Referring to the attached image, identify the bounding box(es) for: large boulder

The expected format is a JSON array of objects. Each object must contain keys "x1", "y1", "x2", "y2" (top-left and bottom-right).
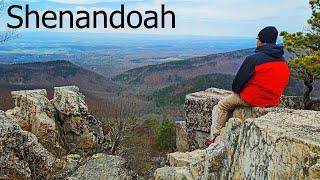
[
  {"x1": 1, "y1": 86, "x2": 133, "y2": 179},
  {"x1": 56, "y1": 153, "x2": 132, "y2": 180},
  {"x1": 154, "y1": 167, "x2": 193, "y2": 180},
  {"x1": 203, "y1": 142, "x2": 227, "y2": 180},
  {"x1": 6, "y1": 89, "x2": 66, "y2": 157},
  {"x1": 5, "y1": 86, "x2": 105, "y2": 156},
  {"x1": 225, "y1": 109, "x2": 320, "y2": 179},
  {"x1": 0, "y1": 110, "x2": 132, "y2": 180},
  {"x1": 52, "y1": 86, "x2": 88, "y2": 115},
  {"x1": 168, "y1": 150, "x2": 206, "y2": 179},
  {"x1": 51, "y1": 86, "x2": 104, "y2": 155},
  {"x1": 184, "y1": 88, "x2": 232, "y2": 149},
  {"x1": 155, "y1": 108, "x2": 320, "y2": 179},
  {"x1": 0, "y1": 111, "x2": 62, "y2": 179},
  {"x1": 183, "y1": 88, "x2": 315, "y2": 150},
  {"x1": 185, "y1": 88, "x2": 232, "y2": 133},
  {"x1": 156, "y1": 88, "x2": 320, "y2": 179}
]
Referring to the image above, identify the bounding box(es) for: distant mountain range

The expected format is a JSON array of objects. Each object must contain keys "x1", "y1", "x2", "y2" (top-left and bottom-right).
[
  {"x1": 113, "y1": 48, "x2": 318, "y2": 108},
  {"x1": 151, "y1": 73, "x2": 235, "y2": 107},
  {"x1": 0, "y1": 60, "x2": 120, "y2": 110},
  {"x1": 0, "y1": 60, "x2": 118, "y2": 91},
  {"x1": 113, "y1": 48, "x2": 254, "y2": 88},
  {"x1": 0, "y1": 49, "x2": 318, "y2": 119}
]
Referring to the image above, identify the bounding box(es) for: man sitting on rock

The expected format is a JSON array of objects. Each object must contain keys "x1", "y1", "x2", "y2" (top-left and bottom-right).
[{"x1": 206, "y1": 26, "x2": 290, "y2": 146}]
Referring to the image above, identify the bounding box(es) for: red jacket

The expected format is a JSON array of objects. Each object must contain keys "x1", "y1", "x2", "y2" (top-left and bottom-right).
[{"x1": 232, "y1": 44, "x2": 290, "y2": 107}]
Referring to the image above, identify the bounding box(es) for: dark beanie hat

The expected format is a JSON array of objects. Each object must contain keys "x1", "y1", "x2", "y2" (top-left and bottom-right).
[{"x1": 258, "y1": 26, "x2": 278, "y2": 44}]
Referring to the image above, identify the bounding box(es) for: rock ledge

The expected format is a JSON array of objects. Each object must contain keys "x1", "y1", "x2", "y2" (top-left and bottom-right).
[{"x1": 155, "y1": 88, "x2": 320, "y2": 180}]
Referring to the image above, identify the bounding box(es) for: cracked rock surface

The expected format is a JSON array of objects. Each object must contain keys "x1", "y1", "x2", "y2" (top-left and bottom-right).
[
  {"x1": 6, "y1": 86, "x2": 104, "y2": 156},
  {"x1": 157, "y1": 88, "x2": 320, "y2": 180},
  {"x1": 1, "y1": 86, "x2": 132, "y2": 180},
  {"x1": 0, "y1": 110, "x2": 61, "y2": 179}
]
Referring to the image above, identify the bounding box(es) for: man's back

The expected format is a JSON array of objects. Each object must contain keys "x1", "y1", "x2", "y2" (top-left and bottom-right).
[
  {"x1": 207, "y1": 26, "x2": 291, "y2": 146},
  {"x1": 232, "y1": 44, "x2": 290, "y2": 107}
]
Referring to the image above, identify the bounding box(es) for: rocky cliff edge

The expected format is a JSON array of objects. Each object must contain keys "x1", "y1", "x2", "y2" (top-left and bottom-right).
[
  {"x1": 0, "y1": 86, "x2": 132, "y2": 180},
  {"x1": 155, "y1": 88, "x2": 320, "y2": 180}
]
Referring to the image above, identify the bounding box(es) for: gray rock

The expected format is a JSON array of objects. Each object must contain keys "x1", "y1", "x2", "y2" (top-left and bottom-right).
[
  {"x1": 184, "y1": 88, "x2": 270, "y2": 150},
  {"x1": 155, "y1": 88, "x2": 320, "y2": 180},
  {"x1": 58, "y1": 153, "x2": 132, "y2": 180},
  {"x1": 184, "y1": 88, "x2": 232, "y2": 150},
  {"x1": 192, "y1": 130, "x2": 210, "y2": 150},
  {"x1": 279, "y1": 96, "x2": 305, "y2": 110},
  {"x1": 6, "y1": 89, "x2": 66, "y2": 157},
  {"x1": 279, "y1": 96, "x2": 320, "y2": 111},
  {"x1": 168, "y1": 150, "x2": 206, "y2": 168},
  {"x1": 185, "y1": 88, "x2": 232, "y2": 133},
  {"x1": 225, "y1": 109, "x2": 320, "y2": 179},
  {"x1": 232, "y1": 106, "x2": 273, "y2": 122},
  {"x1": 154, "y1": 167, "x2": 194, "y2": 180},
  {"x1": 0, "y1": 111, "x2": 62, "y2": 180},
  {"x1": 1, "y1": 86, "x2": 133, "y2": 180},
  {"x1": 203, "y1": 142, "x2": 227, "y2": 180},
  {"x1": 5, "y1": 86, "x2": 105, "y2": 156},
  {"x1": 52, "y1": 86, "x2": 104, "y2": 155},
  {"x1": 175, "y1": 121, "x2": 190, "y2": 152},
  {"x1": 52, "y1": 86, "x2": 88, "y2": 116},
  {"x1": 156, "y1": 108, "x2": 320, "y2": 179}
]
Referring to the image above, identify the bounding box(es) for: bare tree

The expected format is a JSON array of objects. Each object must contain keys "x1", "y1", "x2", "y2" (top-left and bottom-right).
[
  {"x1": 0, "y1": 0, "x2": 17, "y2": 43},
  {"x1": 105, "y1": 114, "x2": 137, "y2": 155},
  {"x1": 101, "y1": 96, "x2": 139, "y2": 155}
]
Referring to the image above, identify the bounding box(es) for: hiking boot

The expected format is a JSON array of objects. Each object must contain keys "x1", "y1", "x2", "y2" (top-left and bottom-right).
[{"x1": 204, "y1": 136, "x2": 218, "y2": 147}]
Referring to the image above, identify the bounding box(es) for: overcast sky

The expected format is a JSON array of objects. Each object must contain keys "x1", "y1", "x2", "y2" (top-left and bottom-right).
[{"x1": 4, "y1": 0, "x2": 312, "y2": 37}]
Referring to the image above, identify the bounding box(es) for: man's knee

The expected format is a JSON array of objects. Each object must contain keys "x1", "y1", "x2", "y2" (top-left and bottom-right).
[
  {"x1": 218, "y1": 94, "x2": 237, "y2": 111},
  {"x1": 217, "y1": 100, "x2": 226, "y2": 111}
]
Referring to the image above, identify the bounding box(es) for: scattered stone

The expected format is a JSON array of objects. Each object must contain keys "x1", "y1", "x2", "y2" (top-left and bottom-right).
[
  {"x1": 168, "y1": 150, "x2": 205, "y2": 167},
  {"x1": 59, "y1": 153, "x2": 132, "y2": 180},
  {"x1": 154, "y1": 167, "x2": 193, "y2": 180}
]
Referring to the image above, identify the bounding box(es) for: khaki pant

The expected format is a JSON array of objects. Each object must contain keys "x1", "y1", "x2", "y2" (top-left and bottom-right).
[{"x1": 210, "y1": 93, "x2": 250, "y2": 139}]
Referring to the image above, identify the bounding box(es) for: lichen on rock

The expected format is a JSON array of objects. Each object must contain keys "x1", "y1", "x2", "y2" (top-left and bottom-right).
[
  {"x1": 1, "y1": 86, "x2": 131, "y2": 179},
  {"x1": 52, "y1": 86, "x2": 88, "y2": 116},
  {"x1": 225, "y1": 109, "x2": 320, "y2": 179},
  {"x1": 5, "y1": 86, "x2": 105, "y2": 156},
  {"x1": 175, "y1": 121, "x2": 190, "y2": 152},
  {"x1": 56, "y1": 153, "x2": 132, "y2": 180},
  {"x1": 0, "y1": 110, "x2": 61, "y2": 179},
  {"x1": 6, "y1": 89, "x2": 66, "y2": 157},
  {"x1": 184, "y1": 88, "x2": 232, "y2": 150},
  {"x1": 157, "y1": 87, "x2": 320, "y2": 180},
  {"x1": 52, "y1": 86, "x2": 104, "y2": 155}
]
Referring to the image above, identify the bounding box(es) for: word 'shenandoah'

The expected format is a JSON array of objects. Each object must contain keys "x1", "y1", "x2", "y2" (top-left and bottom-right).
[{"x1": 7, "y1": 4, "x2": 176, "y2": 29}]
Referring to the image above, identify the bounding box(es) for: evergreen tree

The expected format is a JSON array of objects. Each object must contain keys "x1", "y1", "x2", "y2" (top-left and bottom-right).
[{"x1": 281, "y1": 0, "x2": 320, "y2": 109}]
